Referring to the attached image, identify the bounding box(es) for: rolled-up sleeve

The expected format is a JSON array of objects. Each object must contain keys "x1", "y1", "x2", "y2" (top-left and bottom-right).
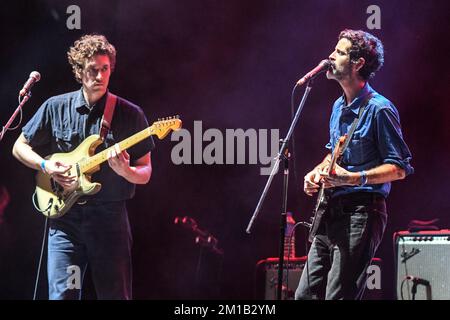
[{"x1": 376, "y1": 107, "x2": 414, "y2": 176}]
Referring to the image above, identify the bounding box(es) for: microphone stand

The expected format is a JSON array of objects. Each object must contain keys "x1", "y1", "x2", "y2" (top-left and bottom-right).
[
  {"x1": 0, "y1": 92, "x2": 32, "y2": 142},
  {"x1": 246, "y1": 79, "x2": 315, "y2": 300}
]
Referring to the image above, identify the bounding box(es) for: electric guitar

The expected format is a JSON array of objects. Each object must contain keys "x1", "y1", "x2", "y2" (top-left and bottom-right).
[
  {"x1": 308, "y1": 134, "x2": 347, "y2": 243},
  {"x1": 34, "y1": 117, "x2": 182, "y2": 218}
]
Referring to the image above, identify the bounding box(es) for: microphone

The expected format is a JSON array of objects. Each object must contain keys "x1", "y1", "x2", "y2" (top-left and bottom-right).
[
  {"x1": 296, "y1": 59, "x2": 331, "y2": 86},
  {"x1": 401, "y1": 247, "x2": 420, "y2": 263},
  {"x1": 19, "y1": 71, "x2": 41, "y2": 96},
  {"x1": 406, "y1": 275, "x2": 430, "y2": 286}
]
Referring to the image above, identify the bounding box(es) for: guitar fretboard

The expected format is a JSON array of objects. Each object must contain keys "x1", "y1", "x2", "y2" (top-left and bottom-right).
[{"x1": 79, "y1": 126, "x2": 154, "y2": 173}]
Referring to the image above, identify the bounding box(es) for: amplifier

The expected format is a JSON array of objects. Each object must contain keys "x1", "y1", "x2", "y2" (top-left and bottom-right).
[
  {"x1": 255, "y1": 257, "x2": 306, "y2": 300},
  {"x1": 394, "y1": 229, "x2": 450, "y2": 300},
  {"x1": 255, "y1": 256, "x2": 382, "y2": 300}
]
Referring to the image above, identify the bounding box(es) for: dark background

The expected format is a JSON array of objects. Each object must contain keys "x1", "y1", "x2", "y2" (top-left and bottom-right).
[{"x1": 0, "y1": 0, "x2": 449, "y2": 299}]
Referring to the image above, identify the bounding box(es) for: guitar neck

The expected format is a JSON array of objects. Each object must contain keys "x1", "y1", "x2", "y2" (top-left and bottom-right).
[
  {"x1": 80, "y1": 125, "x2": 153, "y2": 173},
  {"x1": 327, "y1": 134, "x2": 346, "y2": 175},
  {"x1": 327, "y1": 153, "x2": 339, "y2": 174}
]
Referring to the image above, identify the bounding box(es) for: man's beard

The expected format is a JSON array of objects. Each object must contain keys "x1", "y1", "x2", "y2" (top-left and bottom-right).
[{"x1": 326, "y1": 65, "x2": 351, "y2": 81}]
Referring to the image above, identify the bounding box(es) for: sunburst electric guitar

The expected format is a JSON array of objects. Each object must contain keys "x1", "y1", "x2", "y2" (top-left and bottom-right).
[
  {"x1": 34, "y1": 117, "x2": 182, "y2": 218},
  {"x1": 308, "y1": 134, "x2": 347, "y2": 243}
]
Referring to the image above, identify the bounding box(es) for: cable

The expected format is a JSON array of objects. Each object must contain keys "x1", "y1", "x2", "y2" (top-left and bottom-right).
[
  {"x1": 32, "y1": 190, "x2": 52, "y2": 214},
  {"x1": 33, "y1": 215, "x2": 49, "y2": 300},
  {"x1": 398, "y1": 236, "x2": 411, "y2": 300},
  {"x1": 284, "y1": 220, "x2": 310, "y2": 299},
  {"x1": 400, "y1": 277, "x2": 408, "y2": 300},
  {"x1": 0, "y1": 107, "x2": 22, "y2": 138},
  {"x1": 304, "y1": 225, "x2": 312, "y2": 299},
  {"x1": 0, "y1": 94, "x2": 25, "y2": 140}
]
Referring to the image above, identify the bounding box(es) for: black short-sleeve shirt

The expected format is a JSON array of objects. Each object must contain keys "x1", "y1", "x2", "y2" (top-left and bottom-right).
[{"x1": 22, "y1": 88, "x2": 155, "y2": 202}]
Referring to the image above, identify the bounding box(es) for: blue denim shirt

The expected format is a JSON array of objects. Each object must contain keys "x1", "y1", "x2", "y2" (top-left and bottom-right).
[
  {"x1": 22, "y1": 88, "x2": 155, "y2": 202},
  {"x1": 326, "y1": 83, "x2": 413, "y2": 198}
]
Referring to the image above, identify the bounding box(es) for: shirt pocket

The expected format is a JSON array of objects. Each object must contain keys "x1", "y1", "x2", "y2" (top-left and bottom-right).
[
  {"x1": 343, "y1": 137, "x2": 372, "y2": 166},
  {"x1": 53, "y1": 129, "x2": 80, "y2": 153}
]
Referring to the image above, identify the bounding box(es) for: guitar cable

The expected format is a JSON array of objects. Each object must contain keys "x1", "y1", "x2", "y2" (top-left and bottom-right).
[
  {"x1": 32, "y1": 190, "x2": 52, "y2": 213},
  {"x1": 33, "y1": 215, "x2": 49, "y2": 300},
  {"x1": 284, "y1": 220, "x2": 311, "y2": 299}
]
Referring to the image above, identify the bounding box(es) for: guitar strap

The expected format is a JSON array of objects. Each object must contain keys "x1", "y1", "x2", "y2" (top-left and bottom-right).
[
  {"x1": 100, "y1": 92, "x2": 117, "y2": 141},
  {"x1": 339, "y1": 93, "x2": 374, "y2": 156}
]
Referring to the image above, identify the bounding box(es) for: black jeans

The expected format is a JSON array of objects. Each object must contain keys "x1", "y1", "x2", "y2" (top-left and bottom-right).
[{"x1": 295, "y1": 192, "x2": 387, "y2": 300}]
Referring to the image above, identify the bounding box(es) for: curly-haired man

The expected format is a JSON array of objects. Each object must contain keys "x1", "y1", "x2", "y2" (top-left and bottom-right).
[
  {"x1": 13, "y1": 34, "x2": 154, "y2": 299},
  {"x1": 295, "y1": 30, "x2": 413, "y2": 300}
]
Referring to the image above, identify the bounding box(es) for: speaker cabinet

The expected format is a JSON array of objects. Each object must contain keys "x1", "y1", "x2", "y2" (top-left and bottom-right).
[
  {"x1": 395, "y1": 230, "x2": 450, "y2": 300},
  {"x1": 255, "y1": 257, "x2": 306, "y2": 300},
  {"x1": 256, "y1": 256, "x2": 382, "y2": 300}
]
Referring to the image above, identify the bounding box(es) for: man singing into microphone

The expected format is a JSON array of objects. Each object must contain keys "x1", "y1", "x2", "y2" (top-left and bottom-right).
[
  {"x1": 12, "y1": 34, "x2": 154, "y2": 299},
  {"x1": 295, "y1": 29, "x2": 413, "y2": 300}
]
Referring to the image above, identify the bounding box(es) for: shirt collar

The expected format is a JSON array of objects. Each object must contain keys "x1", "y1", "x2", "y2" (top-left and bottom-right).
[
  {"x1": 340, "y1": 82, "x2": 373, "y2": 115},
  {"x1": 75, "y1": 87, "x2": 109, "y2": 115}
]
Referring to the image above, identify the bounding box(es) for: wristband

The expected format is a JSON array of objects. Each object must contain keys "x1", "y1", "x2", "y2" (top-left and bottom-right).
[
  {"x1": 359, "y1": 170, "x2": 368, "y2": 186},
  {"x1": 40, "y1": 160, "x2": 47, "y2": 173}
]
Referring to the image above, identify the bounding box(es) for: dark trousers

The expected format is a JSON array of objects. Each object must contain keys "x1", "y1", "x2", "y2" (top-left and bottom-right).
[
  {"x1": 47, "y1": 201, "x2": 132, "y2": 300},
  {"x1": 295, "y1": 192, "x2": 387, "y2": 300}
]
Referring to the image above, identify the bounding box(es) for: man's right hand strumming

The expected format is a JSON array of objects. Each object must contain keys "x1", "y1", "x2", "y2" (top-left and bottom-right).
[
  {"x1": 13, "y1": 133, "x2": 78, "y2": 190},
  {"x1": 304, "y1": 154, "x2": 332, "y2": 196},
  {"x1": 304, "y1": 168, "x2": 322, "y2": 196},
  {"x1": 43, "y1": 160, "x2": 77, "y2": 190}
]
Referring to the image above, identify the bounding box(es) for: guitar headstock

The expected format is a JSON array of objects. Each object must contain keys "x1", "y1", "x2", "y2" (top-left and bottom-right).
[{"x1": 151, "y1": 116, "x2": 182, "y2": 139}]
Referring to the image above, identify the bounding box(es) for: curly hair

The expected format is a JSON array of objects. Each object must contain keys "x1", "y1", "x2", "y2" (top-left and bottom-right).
[
  {"x1": 67, "y1": 34, "x2": 116, "y2": 83},
  {"x1": 339, "y1": 29, "x2": 384, "y2": 80}
]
